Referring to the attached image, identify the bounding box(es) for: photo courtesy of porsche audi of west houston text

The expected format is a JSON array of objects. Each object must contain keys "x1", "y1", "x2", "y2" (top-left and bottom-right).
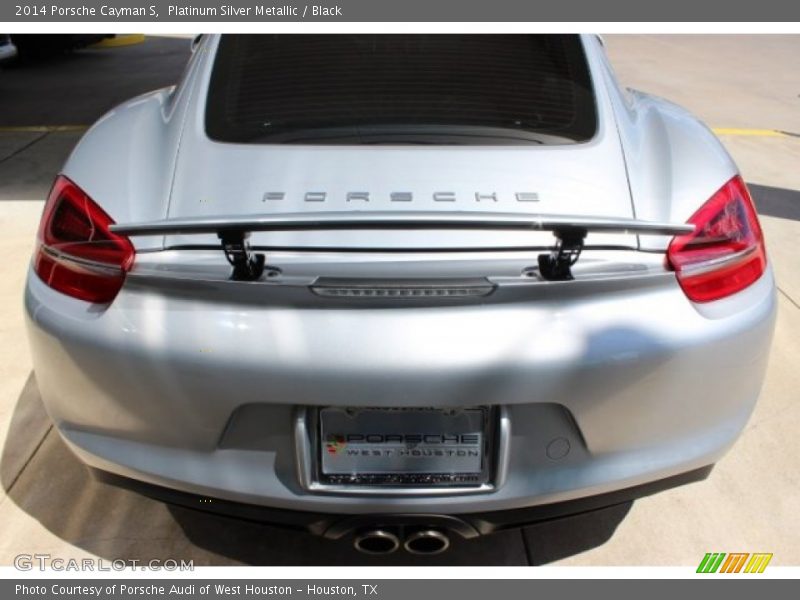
[
  {"x1": 13, "y1": 5, "x2": 342, "y2": 18},
  {"x1": 15, "y1": 584, "x2": 324, "y2": 597},
  {"x1": 25, "y1": 34, "x2": 776, "y2": 556}
]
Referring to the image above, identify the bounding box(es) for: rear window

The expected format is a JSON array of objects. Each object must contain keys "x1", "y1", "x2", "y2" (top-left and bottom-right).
[{"x1": 205, "y1": 34, "x2": 597, "y2": 145}]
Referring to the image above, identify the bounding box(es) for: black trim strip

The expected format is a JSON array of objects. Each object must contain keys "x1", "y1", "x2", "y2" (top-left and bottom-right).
[
  {"x1": 91, "y1": 465, "x2": 713, "y2": 537},
  {"x1": 157, "y1": 244, "x2": 640, "y2": 254}
]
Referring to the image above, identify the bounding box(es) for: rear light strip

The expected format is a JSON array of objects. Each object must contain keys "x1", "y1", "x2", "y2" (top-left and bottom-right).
[
  {"x1": 677, "y1": 244, "x2": 761, "y2": 277},
  {"x1": 37, "y1": 244, "x2": 128, "y2": 273}
]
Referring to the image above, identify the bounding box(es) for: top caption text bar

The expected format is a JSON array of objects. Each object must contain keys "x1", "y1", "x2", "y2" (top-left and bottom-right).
[{"x1": 4, "y1": 0, "x2": 800, "y2": 22}]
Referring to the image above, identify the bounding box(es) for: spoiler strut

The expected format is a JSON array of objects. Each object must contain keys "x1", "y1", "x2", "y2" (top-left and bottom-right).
[{"x1": 110, "y1": 211, "x2": 693, "y2": 282}]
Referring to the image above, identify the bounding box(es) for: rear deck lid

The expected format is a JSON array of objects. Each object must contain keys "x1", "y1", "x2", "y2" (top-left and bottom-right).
[{"x1": 166, "y1": 34, "x2": 636, "y2": 250}]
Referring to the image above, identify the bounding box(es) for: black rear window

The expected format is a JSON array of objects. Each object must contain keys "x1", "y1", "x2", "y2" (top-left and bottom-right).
[{"x1": 205, "y1": 34, "x2": 597, "y2": 145}]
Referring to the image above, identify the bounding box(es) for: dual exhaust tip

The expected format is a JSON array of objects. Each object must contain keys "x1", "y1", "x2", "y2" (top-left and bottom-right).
[{"x1": 354, "y1": 528, "x2": 450, "y2": 556}]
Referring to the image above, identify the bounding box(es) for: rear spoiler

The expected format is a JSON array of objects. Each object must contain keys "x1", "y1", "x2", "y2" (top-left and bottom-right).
[{"x1": 111, "y1": 211, "x2": 693, "y2": 282}]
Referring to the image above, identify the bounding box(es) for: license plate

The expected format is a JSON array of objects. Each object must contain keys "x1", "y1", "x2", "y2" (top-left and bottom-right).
[{"x1": 317, "y1": 407, "x2": 491, "y2": 486}]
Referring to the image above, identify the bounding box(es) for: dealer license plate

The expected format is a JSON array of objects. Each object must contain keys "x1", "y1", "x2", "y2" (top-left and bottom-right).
[{"x1": 317, "y1": 407, "x2": 491, "y2": 486}]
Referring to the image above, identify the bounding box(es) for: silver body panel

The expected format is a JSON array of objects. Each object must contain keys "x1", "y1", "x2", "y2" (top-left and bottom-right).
[{"x1": 25, "y1": 34, "x2": 776, "y2": 516}]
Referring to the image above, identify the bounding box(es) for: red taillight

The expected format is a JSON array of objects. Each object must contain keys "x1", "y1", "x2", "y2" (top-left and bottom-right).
[
  {"x1": 33, "y1": 176, "x2": 134, "y2": 303},
  {"x1": 667, "y1": 175, "x2": 766, "y2": 303}
]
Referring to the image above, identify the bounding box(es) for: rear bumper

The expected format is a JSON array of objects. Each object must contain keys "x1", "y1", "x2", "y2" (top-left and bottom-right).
[
  {"x1": 25, "y1": 259, "x2": 777, "y2": 515},
  {"x1": 92, "y1": 465, "x2": 714, "y2": 538}
]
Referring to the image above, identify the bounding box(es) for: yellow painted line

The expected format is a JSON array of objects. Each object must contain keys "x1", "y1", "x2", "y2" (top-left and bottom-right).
[
  {"x1": 0, "y1": 125, "x2": 89, "y2": 133},
  {"x1": 91, "y1": 34, "x2": 146, "y2": 48},
  {"x1": 712, "y1": 128, "x2": 786, "y2": 137}
]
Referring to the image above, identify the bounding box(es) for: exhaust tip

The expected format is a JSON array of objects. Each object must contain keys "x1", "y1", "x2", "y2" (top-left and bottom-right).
[
  {"x1": 404, "y1": 529, "x2": 450, "y2": 555},
  {"x1": 353, "y1": 530, "x2": 401, "y2": 555}
]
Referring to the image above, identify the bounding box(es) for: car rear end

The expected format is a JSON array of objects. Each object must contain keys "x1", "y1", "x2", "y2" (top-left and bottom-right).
[{"x1": 25, "y1": 34, "x2": 776, "y2": 546}]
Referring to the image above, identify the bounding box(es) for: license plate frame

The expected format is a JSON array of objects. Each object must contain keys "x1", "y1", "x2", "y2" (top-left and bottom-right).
[{"x1": 312, "y1": 407, "x2": 495, "y2": 488}]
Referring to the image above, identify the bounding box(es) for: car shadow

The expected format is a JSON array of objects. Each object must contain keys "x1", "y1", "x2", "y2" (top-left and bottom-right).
[
  {"x1": 1, "y1": 374, "x2": 631, "y2": 566},
  {"x1": 748, "y1": 183, "x2": 800, "y2": 222}
]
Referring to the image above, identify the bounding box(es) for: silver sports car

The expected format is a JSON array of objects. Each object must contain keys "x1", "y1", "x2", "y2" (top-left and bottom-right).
[{"x1": 25, "y1": 34, "x2": 776, "y2": 556}]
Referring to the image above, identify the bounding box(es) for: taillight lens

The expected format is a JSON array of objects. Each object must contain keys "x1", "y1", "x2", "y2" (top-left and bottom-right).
[
  {"x1": 33, "y1": 176, "x2": 134, "y2": 303},
  {"x1": 667, "y1": 175, "x2": 766, "y2": 303}
]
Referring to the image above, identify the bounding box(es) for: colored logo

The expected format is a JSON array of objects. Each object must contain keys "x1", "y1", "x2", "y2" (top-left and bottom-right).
[
  {"x1": 697, "y1": 552, "x2": 773, "y2": 573},
  {"x1": 325, "y1": 435, "x2": 345, "y2": 455}
]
